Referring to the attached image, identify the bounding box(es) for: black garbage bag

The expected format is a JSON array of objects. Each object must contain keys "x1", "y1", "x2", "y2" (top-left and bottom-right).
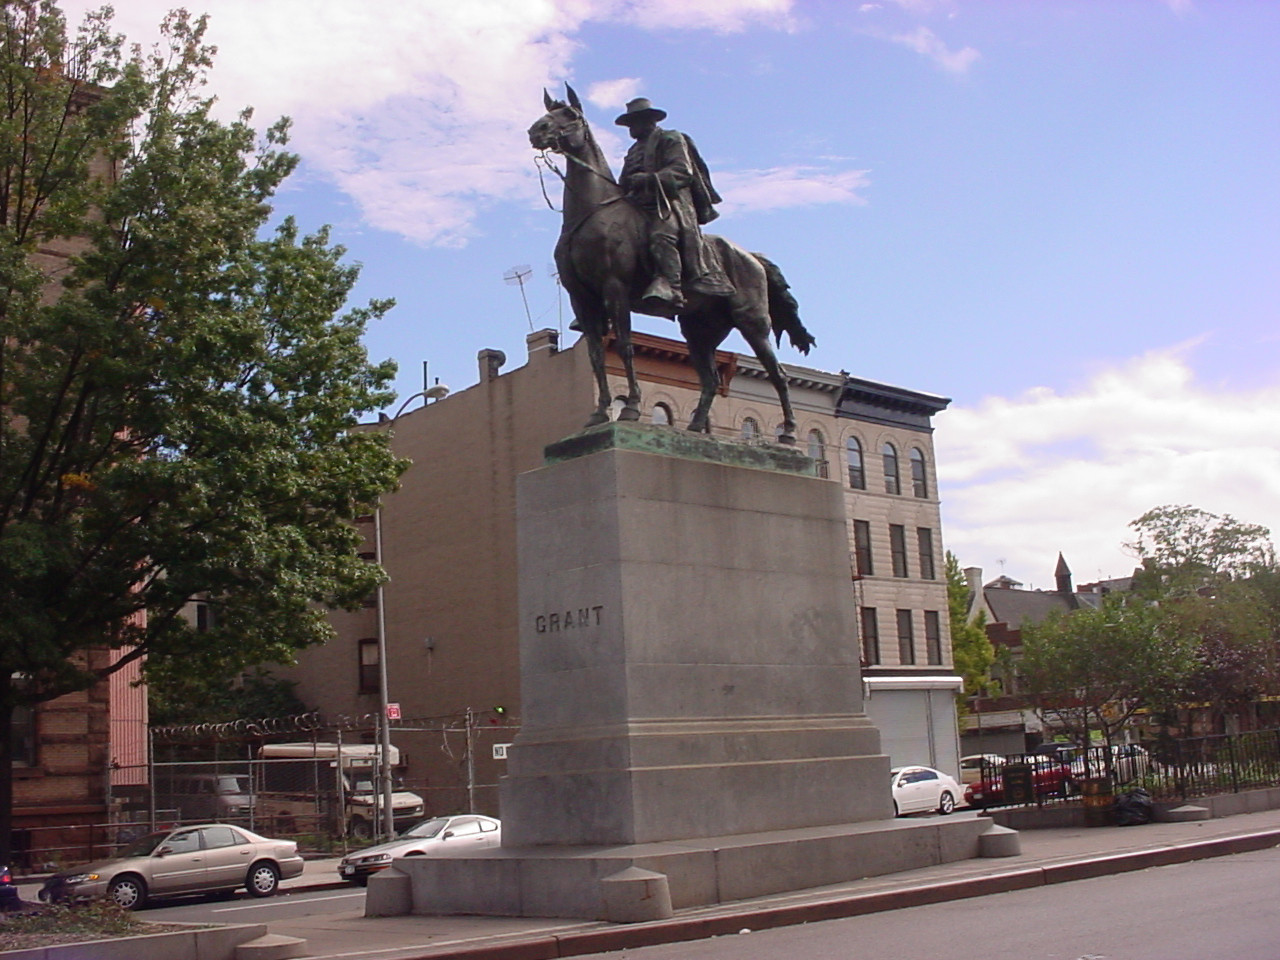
[{"x1": 1113, "y1": 788, "x2": 1154, "y2": 826}]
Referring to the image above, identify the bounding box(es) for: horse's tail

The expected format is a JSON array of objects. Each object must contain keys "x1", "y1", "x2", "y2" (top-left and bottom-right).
[{"x1": 753, "y1": 253, "x2": 815, "y2": 356}]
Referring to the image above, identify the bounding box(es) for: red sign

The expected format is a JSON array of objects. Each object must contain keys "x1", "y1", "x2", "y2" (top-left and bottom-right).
[{"x1": 386, "y1": 702, "x2": 401, "y2": 720}]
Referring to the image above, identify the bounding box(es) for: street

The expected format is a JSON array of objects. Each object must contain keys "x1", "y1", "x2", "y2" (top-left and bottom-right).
[{"x1": 597, "y1": 848, "x2": 1280, "y2": 960}]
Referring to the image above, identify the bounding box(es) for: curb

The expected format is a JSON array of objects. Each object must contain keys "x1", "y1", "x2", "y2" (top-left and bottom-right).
[{"x1": 374, "y1": 828, "x2": 1280, "y2": 960}]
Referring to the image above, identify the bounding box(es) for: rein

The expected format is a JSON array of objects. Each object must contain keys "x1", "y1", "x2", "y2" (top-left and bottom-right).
[{"x1": 535, "y1": 146, "x2": 627, "y2": 242}]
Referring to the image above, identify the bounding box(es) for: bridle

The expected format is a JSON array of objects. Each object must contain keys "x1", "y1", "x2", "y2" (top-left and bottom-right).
[{"x1": 533, "y1": 107, "x2": 627, "y2": 236}]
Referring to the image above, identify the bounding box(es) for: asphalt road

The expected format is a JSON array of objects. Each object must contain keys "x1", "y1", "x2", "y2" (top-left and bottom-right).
[
  {"x1": 140, "y1": 884, "x2": 366, "y2": 924},
  {"x1": 595, "y1": 847, "x2": 1280, "y2": 960}
]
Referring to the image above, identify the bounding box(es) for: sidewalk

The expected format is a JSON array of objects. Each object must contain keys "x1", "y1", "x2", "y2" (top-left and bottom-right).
[{"x1": 263, "y1": 807, "x2": 1280, "y2": 960}]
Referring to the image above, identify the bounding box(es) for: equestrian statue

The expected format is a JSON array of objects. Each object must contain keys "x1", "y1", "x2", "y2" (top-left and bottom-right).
[{"x1": 528, "y1": 86, "x2": 814, "y2": 444}]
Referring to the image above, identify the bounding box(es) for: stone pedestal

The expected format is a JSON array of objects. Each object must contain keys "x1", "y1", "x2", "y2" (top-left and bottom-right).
[
  {"x1": 369, "y1": 424, "x2": 988, "y2": 922},
  {"x1": 499, "y1": 424, "x2": 890, "y2": 845}
]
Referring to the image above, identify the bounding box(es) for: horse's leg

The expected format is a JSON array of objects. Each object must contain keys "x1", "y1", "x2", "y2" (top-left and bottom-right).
[
  {"x1": 741, "y1": 324, "x2": 798, "y2": 444},
  {"x1": 567, "y1": 286, "x2": 612, "y2": 427},
  {"x1": 604, "y1": 280, "x2": 641, "y2": 421},
  {"x1": 680, "y1": 312, "x2": 728, "y2": 434}
]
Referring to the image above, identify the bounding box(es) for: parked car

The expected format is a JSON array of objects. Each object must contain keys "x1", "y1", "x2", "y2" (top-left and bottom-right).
[
  {"x1": 890, "y1": 766, "x2": 963, "y2": 816},
  {"x1": 38, "y1": 824, "x2": 303, "y2": 910},
  {"x1": 158, "y1": 772, "x2": 255, "y2": 823},
  {"x1": 965, "y1": 758, "x2": 1074, "y2": 807},
  {"x1": 959, "y1": 754, "x2": 1005, "y2": 785},
  {"x1": 338, "y1": 814, "x2": 502, "y2": 885},
  {"x1": 0, "y1": 865, "x2": 18, "y2": 910}
]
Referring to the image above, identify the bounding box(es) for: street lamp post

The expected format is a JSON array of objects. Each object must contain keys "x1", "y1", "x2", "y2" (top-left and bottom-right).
[{"x1": 372, "y1": 383, "x2": 448, "y2": 839}]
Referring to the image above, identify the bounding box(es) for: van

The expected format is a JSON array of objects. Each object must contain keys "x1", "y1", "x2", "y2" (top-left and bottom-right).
[
  {"x1": 158, "y1": 773, "x2": 255, "y2": 823},
  {"x1": 255, "y1": 742, "x2": 425, "y2": 839}
]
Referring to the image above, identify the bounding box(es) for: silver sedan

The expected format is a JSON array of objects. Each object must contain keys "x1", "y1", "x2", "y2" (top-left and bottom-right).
[
  {"x1": 338, "y1": 814, "x2": 501, "y2": 884},
  {"x1": 39, "y1": 824, "x2": 304, "y2": 909}
]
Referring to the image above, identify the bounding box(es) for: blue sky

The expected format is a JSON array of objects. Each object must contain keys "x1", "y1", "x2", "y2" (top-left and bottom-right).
[{"x1": 69, "y1": 0, "x2": 1280, "y2": 587}]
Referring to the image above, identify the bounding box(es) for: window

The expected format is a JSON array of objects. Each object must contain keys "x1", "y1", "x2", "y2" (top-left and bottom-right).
[
  {"x1": 897, "y1": 609, "x2": 915, "y2": 664},
  {"x1": 860, "y1": 608, "x2": 880, "y2": 665},
  {"x1": 846, "y1": 437, "x2": 866, "y2": 489},
  {"x1": 200, "y1": 826, "x2": 246, "y2": 849},
  {"x1": 883, "y1": 443, "x2": 901, "y2": 495},
  {"x1": 853, "y1": 520, "x2": 874, "y2": 576},
  {"x1": 889, "y1": 524, "x2": 909, "y2": 578},
  {"x1": 910, "y1": 448, "x2": 929, "y2": 498},
  {"x1": 917, "y1": 528, "x2": 936, "y2": 580},
  {"x1": 807, "y1": 430, "x2": 828, "y2": 478},
  {"x1": 740, "y1": 417, "x2": 760, "y2": 440},
  {"x1": 11, "y1": 702, "x2": 35, "y2": 767},
  {"x1": 651, "y1": 403, "x2": 672, "y2": 425},
  {"x1": 447, "y1": 818, "x2": 483, "y2": 837},
  {"x1": 164, "y1": 829, "x2": 203, "y2": 855},
  {"x1": 359, "y1": 552, "x2": 377, "y2": 608},
  {"x1": 924, "y1": 610, "x2": 943, "y2": 665},
  {"x1": 358, "y1": 638, "x2": 380, "y2": 694}
]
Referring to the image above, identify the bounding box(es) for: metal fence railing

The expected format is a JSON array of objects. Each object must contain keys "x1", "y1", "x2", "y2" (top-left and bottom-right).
[{"x1": 966, "y1": 729, "x2": 1280, "y2": 812}]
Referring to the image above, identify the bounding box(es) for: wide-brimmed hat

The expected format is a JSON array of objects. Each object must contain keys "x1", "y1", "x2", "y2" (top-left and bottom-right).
[{"x1": 614, "y1": 97, "x2": 666, "y2": 126}]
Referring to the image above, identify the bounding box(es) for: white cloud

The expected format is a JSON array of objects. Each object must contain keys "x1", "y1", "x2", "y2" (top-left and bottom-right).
[
  {"x1": 60, "y1": 0, "x2": 810, "y2": 246},
  {"x1": 890, "y1": 25, "x2": 980, "y2": 74},
  {"x1": 586, "y1": 78, "x2": 644, "y2": 110},
  {"x1": 936, "y1": 345, "x2": 1280, "y2": 587},
  {"x1": 716, "y1": 165, "x2": 871, "y2": 213}
]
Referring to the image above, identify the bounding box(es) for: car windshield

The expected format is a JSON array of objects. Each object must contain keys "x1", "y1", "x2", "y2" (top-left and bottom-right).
[
  {"x1": 118, "y1": 831, "x2": 173, "y2": 858},
  {"x1": 402, "y1": 818, "x2": 449, "y2": 839}
]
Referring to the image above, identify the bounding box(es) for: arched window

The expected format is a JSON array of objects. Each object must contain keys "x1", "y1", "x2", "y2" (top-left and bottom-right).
[
  {"x1": 740, "y1": 417, "x2": 760, "y2": 441},
  {"x1": 883, "y1": 442, "x2": 901, "y2": 495},
  {"x1": 910, "y1": 447, "x2": 928, "y2": 498},
  {"x1": 610, "y1": 396, "x2": 629, "y2": 421},
  {"x1": 846, "y1": 437, "x2": 866, "y2": 489},
  {"x1": 651, "y1": 403, "x2": 672, "y2": 426},
  {"x1": 808, "y1": 430, "x2": 828, "y2": 478}
]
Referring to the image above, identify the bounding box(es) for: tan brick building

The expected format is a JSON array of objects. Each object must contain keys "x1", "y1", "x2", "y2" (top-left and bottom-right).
[{"x1": 284, "y1": 328, "x2": 960, "y2": 816}]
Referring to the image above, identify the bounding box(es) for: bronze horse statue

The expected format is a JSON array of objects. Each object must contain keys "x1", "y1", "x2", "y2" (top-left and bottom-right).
[{"x1": 528, "y1": 86, "x2": 815, "y2": 444}]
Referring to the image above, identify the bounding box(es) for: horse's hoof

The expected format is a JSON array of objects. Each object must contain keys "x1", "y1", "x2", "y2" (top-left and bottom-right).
[
  {"x1": 617, "y1": 406, "x2": 640, "y2": 422},
  {"x1": 585, "y1": 412, "x2": 609, "y2": 428},
  {"x1": 687, "y1": 420, "x2": 708, "y2": 435},
  {"x1": 777, "y1": 432, "x2": 797, "y2": 446}
]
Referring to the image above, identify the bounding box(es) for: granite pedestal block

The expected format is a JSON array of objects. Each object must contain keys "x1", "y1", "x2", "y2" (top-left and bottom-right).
[{"x1": 376, "y1": 425, "x2": 983, "y2": 921}]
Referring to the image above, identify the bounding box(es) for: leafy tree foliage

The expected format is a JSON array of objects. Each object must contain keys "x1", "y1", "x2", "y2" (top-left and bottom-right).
[
  {"x1": 149, "y1": 668, "x2": 309, "y2": 729},
  {"x1": 1019, "y1": 594, "x2": 1192, "y2": 750},
  {"x1": 945, "y1": 551, "x2": 995, "y2": 708},
  {"x1": 0, "y1": 3, "x2": 402, "y2": 859},
  {"x1": 1126, "y1": 504, "x2": 1274, "y2": 597}
]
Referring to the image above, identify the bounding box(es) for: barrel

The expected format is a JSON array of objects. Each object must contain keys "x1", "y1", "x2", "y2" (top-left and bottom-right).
[{"x1": 1081, "y1": 776, "x2": 1113, "y2": 827}]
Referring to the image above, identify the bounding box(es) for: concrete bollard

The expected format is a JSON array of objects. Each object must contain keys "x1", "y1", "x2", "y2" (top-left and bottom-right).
[
  {"x1": 600, "y1": 866, "x2": 673, "y2": 923},
  {"x1": 977, "y1": 822, "x2": 1022, "y2": 858},
  {"x1": 365, "y1": 867, "x2": 413, "y2": 916}
]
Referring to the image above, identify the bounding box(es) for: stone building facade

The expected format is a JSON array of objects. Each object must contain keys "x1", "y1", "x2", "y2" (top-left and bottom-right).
[{"x1": 283, "y1": 328, "x2": 960, "y2": 816}]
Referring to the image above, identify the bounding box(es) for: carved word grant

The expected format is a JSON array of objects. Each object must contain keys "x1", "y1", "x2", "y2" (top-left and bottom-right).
[{"x1": 535, "y1": 606, "x2": 604, "y2": 633}]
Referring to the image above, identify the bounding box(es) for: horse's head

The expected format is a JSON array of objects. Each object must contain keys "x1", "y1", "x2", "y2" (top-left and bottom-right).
[{"x1": 529, "y1": 84, "x2": 588, "y2": 155}]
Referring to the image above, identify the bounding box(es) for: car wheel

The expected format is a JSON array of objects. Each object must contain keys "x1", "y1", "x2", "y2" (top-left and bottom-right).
[
  {"x1": 349, "y1": 818, "x2": 372, "y2": 841},
  {"x1": 246, "y1": 862, "x2": 280, "y2": 898},
  {"x1": 892, "y1": 800, "x2": 901, "y2": 817},
  {"x1": 938, "y1": 791, "x2": 956, "y2": 815},
  {"x1": 107, "y1": 874, "x2": 147, "y2": 910}
]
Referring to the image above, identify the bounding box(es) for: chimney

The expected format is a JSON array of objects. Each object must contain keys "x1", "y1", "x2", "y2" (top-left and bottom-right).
[
  {"x1": 477, "y1": 348, "x2": 506, "y2": 383},
  {"x1": 526, "y1": 327, "x2": 559, "y2": 361},
  {"x1": 964, "y1": 567, "x2": 982, "y2": 596}
]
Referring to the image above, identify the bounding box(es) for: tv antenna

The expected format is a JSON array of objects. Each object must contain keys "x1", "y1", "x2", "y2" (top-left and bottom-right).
[
  {"x1": 503, "y1": 264, "x2": 534, "y2": 331},
  {"x1": 548, "y1": 262, "x2": 563, "y2": 338}
]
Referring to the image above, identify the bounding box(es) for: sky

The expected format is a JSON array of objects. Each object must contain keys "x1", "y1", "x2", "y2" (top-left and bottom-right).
[{"x1": 62, "y1": 0, "x2": 1280, "y2": 589}]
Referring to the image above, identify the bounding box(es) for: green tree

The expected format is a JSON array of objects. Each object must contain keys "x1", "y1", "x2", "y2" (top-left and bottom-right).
[
  {"x1": 1019, "y1": 594, "x2": 1193, "y2": 752},
  {"x1": 945, "y1": 552, "x2": 994, "y2": 711},
  {"x1": 0, "y1": 3, "x2": 402, "y2": 861},
  {"x1": 1126, "y1": 504, "x2": 1274, "y2": 597}
]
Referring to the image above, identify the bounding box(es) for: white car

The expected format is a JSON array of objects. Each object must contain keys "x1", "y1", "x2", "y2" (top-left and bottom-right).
[
  {"x1": 890, "y1": 765, "x2": 964, "y2": 816},
  {"x1": 338, "y1": 814, "x2": 501, "y2": 885}
]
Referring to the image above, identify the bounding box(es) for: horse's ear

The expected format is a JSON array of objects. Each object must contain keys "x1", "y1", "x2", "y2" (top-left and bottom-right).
[
  {"x1": 565, "y1": 84, "x2": 583, "y2": 112},
  {"x1": 544, "y1": 88, "x2": 555, "y2": 110}
]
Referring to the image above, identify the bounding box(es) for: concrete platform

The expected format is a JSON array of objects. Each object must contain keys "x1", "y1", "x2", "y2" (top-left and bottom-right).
[{"x1": 367, "y1": 814, "x2": 989, "y2": 921}]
